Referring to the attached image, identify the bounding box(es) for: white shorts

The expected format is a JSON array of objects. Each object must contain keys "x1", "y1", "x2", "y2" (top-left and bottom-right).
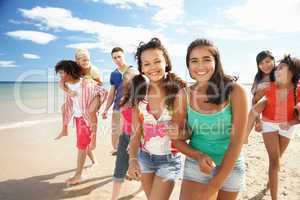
[{"x1": 261, "y1": 121, "x2": 295, "y2": 139}]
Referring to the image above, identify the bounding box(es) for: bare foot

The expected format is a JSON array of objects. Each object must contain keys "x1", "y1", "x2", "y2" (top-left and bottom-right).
[
  {"x1": 65, "y1": 175, "x2": 85, "y2": 185},
  {"x1": 54, "y1": 129, "x2": 68, "y2": 140},
  {"x1": 110, "y1": 149, "x2": 117, "y2": 156},
  {"x1": 89, "y1": 162, "x2": 98, "y2": 170}
]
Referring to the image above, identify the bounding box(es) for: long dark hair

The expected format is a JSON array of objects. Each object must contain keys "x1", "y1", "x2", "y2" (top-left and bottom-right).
[
  {"x1": 119, "y1": 69, "x2": 138, "y2": 108},
  {"x1": 278, "y1": 55, "x2": 300, "y2": 116},
  {"x1": 186, "y1": 39, "x2": 236, "y2": 104},
  {"x1": 254, "y1": 50, "x2": 275, "y2": 84},
  {"x1": 131, "y1": 37, "x2": 186, "y2": 109}
]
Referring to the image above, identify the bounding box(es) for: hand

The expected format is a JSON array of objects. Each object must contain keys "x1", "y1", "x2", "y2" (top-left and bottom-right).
[
  {"x1": 196, "y1": 153, "x2": 216, "y2": 175},
  {"x1": 165, "y1": 121, "x2": 180, "y2": 140},
  {"x1": 128, "y1": 158, "x2": 141, "y2": 181},
  {"x1": 279, "y1": 123, "x2": 290, "y2": 130},
  {"x1": 254, "y1": 120, "x2": 263, "y2": 132},
  {"x1": 88, "y1": 133, "x2": 96, "y2": 150},
  {"x1": 102, "y1": 111, "x2": 107, "y2": 119},
  {"x1": 68, "y1": 90, "x2": 77, "y2": 97}
]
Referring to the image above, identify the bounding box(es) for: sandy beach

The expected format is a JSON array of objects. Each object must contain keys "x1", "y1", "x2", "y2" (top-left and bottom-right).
[{"x1": 0, "y1": 111, "x2": 300, "y2": 200}]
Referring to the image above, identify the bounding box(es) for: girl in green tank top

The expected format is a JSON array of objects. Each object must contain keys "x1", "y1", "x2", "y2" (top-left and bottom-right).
[{"x1": 168, "y1": 39, "x2": 248, "y2": 200}]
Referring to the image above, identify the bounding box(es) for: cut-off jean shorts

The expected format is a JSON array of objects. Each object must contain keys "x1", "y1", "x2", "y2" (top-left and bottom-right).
[
  {"x1": 183, "y1": 157, "x2": 245, "y2": 192},
  {"x1": 138, "y1": 150, "x2": 182, "y2": 181}
]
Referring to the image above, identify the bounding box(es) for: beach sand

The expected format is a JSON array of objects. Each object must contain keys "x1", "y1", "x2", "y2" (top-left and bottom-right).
[{"x1": 0, "y1": 112, "x2": 300, "y2": 200}]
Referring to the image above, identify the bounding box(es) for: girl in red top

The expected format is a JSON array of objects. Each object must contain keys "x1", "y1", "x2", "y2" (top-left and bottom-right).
[{"x1": 246, "y1": 55, "x2": 300, "y2": 200}]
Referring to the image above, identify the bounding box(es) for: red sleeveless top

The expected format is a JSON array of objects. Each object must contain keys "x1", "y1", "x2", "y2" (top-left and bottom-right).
[{"x1": 262, "y1": 82, "x2": 300, "y2": 123}]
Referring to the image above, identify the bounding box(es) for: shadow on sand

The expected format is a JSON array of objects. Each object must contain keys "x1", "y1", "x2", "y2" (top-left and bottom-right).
[{"x1": 0, "y1": 168, "x2": 112, "y2": 200}]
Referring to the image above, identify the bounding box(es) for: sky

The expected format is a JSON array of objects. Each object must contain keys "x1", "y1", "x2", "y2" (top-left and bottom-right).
[{"x1": 0, "y1": 0, "x2": 300, "y2": 83}]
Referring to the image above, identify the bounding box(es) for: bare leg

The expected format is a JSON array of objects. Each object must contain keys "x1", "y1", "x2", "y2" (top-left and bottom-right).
[
  {"x1": 179, "y1": 180, "x2": 218, "y2": 200},
  {"x1": 266, "y1": 134, "x2": 291, "y2": 189},
  {"x1": 217, "y1": 190, "x2": 239, "y2": 200},
  {"x1": 66, "y1": 149, "x2": 87, "y2": 184},
  {"x1": 111, "y1": 181, "x2": 122, "y2": 200},
  {"x1": 111, "y1": 110, "x2": 121, "y2": 154},
  {"x1": 149, "y1": 176, "x2": 175, "y2": 200},
  {"x1": 87, "y1": 96, "x2": 100, "y2": 165},
  {"x1": 87, "y1": 149, "x2": 98, "y2": 167},
  {"x1": 55, "y1": 104, "x2": 69, "y2": 140},
  {"x1": 141, "y1": 173, "x2": 155, "y2": 199},
  {"x1": 263, "y1": 132, "x2": 280, "y2": 200}
]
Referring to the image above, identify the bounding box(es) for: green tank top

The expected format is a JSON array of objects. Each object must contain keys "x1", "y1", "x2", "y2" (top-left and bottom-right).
[{"x1": 187, "y1": 96, "x2": 243, "y2": 166}]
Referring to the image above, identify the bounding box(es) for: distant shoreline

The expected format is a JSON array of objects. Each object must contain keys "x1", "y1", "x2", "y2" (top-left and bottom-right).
[{"x1": 0, "y1": 81, "x2": 253, "y2": 86}]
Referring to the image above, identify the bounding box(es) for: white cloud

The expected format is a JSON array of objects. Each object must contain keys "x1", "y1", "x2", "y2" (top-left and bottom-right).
[
  {"x1": 182, "y1": 22, "x2": 269, "y2": 41},
  {"x1": 0, "y1": 61, "x2": 18, "y2": 68},
  {"x1": 224, "y1": 0, "x2": 300, "y2": 33},
  {"x1": 66, "y1": 42, "x2": 102, "y2": 50},
  {"x1": 23, "y1": 53, "x2": 40, "y2": 59},
  {"x1": 203, "y1": 27, "x2": 268, "y2": 41},
  {"x1": 6, "y1": 30, "x2": 57, "y2": 44},
  {"x1": 99, "y1": 0, "x2": 184, "y2": 26},
  {"x1": 19, "y1": 6, "x2": 163, "y2": 53}
]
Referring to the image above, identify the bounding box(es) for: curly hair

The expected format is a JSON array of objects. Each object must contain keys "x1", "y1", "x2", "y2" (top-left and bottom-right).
[
  {"x1": 277, "y1": 55, "x2": 300, "y2": 117},
  {"x1": 55, "y1": 60, "x2": 81, "y2": 80}
]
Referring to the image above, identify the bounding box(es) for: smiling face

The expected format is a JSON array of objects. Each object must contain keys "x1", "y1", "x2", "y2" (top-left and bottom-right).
[
  {"x1": 76, "y1": 54, "x2": 90, "y2": 69},
  {"x1": 275, "y1": 63, "x2": 293, "y2": 85},
  {"x1": 259, "y1": 56, "x2": 274, "y2": 75},
  {"x1": 140, "y1": 48, "x2": 166, "y2": 83},
  {"x1": 188, "y1": 46, "x2": 215, "y2": 83}
]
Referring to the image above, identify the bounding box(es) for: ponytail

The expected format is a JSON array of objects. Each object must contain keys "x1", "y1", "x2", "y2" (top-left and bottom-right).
[
  {"x1": 163, "y1": 72, "x2": 186, "y2": 109},
  {"x1": 131, "y1": 74, "x2": 148, "y2": 106}
]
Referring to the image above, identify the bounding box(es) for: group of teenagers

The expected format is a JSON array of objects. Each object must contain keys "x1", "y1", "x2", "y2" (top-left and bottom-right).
[{"x1": 54, "y1": 37, "x2": 300, "y2": 200}]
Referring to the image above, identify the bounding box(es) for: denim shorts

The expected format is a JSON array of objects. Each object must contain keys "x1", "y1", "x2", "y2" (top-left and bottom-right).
[
  {"x1": 113, "y1": 134, "x2": 130, "y2": 182},
  {"x1": 183, "y1": 157, "x2": 245, "y2": 192},
  {"x1": 138, "y1": 150, "x2": 182, "y2": 181}
]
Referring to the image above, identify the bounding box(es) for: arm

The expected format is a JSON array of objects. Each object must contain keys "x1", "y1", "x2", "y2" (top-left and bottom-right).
[
  {"x1": 94, "y1": 77, "x2": 103, "y2": 86},
  {"x1": 245, "y1": 97, "x2": 267, "y2": 139},
  {"x1": 128, "y1": 106, "x2": 143, "y2": 180},
  {"x1": 88, "y1": 96, "x2": 100, "y2": 150},
  {"x1": 209, "y1": 83, "x2": 248, "y2": 189},
  {"x1": 102, "y1": 86, "x2": 116, "y2": 118},
  {"x1": 91, "y1": 66, "x2": 103, "y2": 86},
  {"x1": 252, "y1": 89, "x2": 266, "y2": 105},
  {"x1": 252, "y1": 82, "x2": 270, "y2": 104},
  {"x1": 59, "y1": 79, "x2": 77, "y2": 97},
  {"x1": 169, "y1": 88, "x2": 216, "y2": 174}
]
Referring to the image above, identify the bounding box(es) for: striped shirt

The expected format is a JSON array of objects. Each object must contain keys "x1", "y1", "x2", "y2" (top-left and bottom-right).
[{"x1": 63, "y1": 78, "x2": 107, "y2": 126}]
